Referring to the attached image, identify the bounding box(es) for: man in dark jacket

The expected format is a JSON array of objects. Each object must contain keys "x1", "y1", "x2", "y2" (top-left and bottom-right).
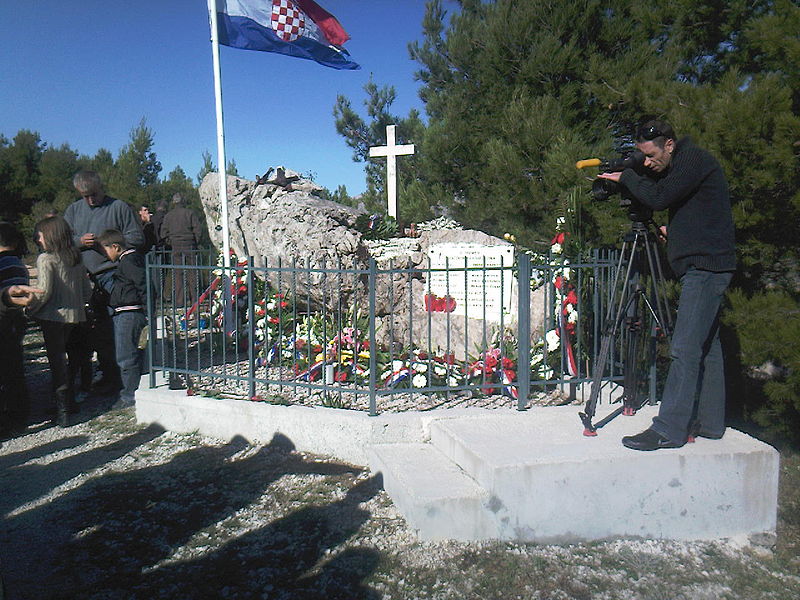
[
  {"x1": 599, "y1": 120, "x2": 736, "y2": 451},
  {"x1": 150, "y1": 199, "x2": 169, "y2": 251},
  {"x1": 64, "y1": 170, "x2": 144, "y2": 394},
  {"x1": 161, "y1": 193, "x2": 203, "y2": 308}
]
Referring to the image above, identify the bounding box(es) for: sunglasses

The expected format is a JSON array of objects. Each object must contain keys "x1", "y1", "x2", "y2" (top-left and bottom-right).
[{"x1": 639, "y1": 124, "x2": 666, "y2": 141}]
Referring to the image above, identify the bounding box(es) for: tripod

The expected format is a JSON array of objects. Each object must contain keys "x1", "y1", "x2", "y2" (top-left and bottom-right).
[{"x1": 579, "y1": 218, "x2": 673, "y2": 436}]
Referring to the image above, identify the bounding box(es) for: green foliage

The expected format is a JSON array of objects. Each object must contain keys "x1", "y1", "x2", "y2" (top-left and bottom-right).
[
  {"x1": 353, "y1": 213, "x2": 398, "y2": 240},
  {"x1": 226, "y1": 158, "x2": 239, "y2": 177},
  {"x1": 0, "y1": 120, "x2": 201, "y2": 243},
  {"x1": 197, "y1": 149, "x2": 215, "y2": 184},
  {"x1": 723, "y1": 289, "x2": 800, "y2": 445},
  {"x1": 108, "y1": 117, "x2": 162, "y2": 207},
  {"x1": 410, "y1": 0, "x2": 800, "y2": 262}
]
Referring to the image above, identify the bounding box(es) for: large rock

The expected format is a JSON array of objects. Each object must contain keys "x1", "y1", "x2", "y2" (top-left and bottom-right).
[{"x1": 200, "y1": 169, "x2": 369, "y2": 306}]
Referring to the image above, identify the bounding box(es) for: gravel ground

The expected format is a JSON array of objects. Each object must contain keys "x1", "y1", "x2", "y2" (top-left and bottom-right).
[{"x1": 2, "y1": 328, "x2": 800, "y2": 599}]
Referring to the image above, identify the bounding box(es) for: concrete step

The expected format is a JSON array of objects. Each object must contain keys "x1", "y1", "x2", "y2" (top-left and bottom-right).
[
  {"x1": 366, "y1": 442, "x2": 510, "y2": 541},
  {"x1": 428, "y1": 405, "x2": 779, "y2": 543}
]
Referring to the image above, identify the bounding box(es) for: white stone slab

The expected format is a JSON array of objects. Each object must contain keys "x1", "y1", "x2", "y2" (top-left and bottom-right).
[
  {"x1": 367, "y1": 443, "x2": 507, "y2": 541},
  {"x1": 429, "y1": 405, "x2": 779, "y2": 543}
]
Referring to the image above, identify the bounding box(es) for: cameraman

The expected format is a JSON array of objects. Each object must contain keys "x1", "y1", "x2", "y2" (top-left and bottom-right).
[{"x1": 599, "y1": 119, "x2": 736, "y2": 451}]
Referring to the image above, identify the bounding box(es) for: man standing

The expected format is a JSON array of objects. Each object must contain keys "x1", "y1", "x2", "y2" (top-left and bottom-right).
[
  {"x1": 599, "y1": 120, "x2": 736, "y2": 451},
  {"x1": 150, "y1": 199, "x2": 169, "y2": 251},
  {"x1": 64, "y1": 170, "x2": 144, "y2": 394},
  {"x1": 161, "y1": 193, "x2": 203, "y2": 308}
]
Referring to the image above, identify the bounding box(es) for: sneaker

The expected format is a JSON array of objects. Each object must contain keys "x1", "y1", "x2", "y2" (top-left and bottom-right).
[{"x1": 622, "y1": 428, "x2": 684, "y2": 451}]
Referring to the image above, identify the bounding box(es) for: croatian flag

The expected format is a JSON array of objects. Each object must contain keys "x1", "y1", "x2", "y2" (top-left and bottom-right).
[{"x1": 211, "y1": 0, "x2": 360, "y2": 70}]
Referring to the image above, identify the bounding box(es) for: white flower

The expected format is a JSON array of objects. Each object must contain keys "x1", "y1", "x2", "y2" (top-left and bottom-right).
[
  {"x1": 556, "y1": 216, "x2": 566, "y2": 226},
  {"x1": 412, "y1": 374, "x2": 427, "y2": 388},
  {"x1": 530, "y1": 353, "x2": 544, "y2": 366},
  {"x1": 551, "y1": 243, "x2": 562, "y2": 254},
  {"x1": 392, "y1": 360, "x2": 405, "y2": 371},
  {"x1": 539, "y1": 366, "x2": 554, "y2": 379},
  {"x1": 565, "y1": 303, "x2": 574, "y2": 314},
  {"x1": 546, "y1": 329, "x2": 560, "y2": 351},
  {"x1": 562, "y1": 267, "x2": 572, "y2": 279},
  {"x1": 411, "y1": 362, "x2": 428, "y2": 373},
  {"x1": 447, "y1": 375, "x2": 461, "y2": 387},
  {"x1": 433, "y1": 364, "x2": 447, "y2": 376},
  {"x1": 568, "y1": 310, "x2": 578, "y2": 324},
  {"x1": 266, "y1": 301, "x2": 276, "y2": 311}
]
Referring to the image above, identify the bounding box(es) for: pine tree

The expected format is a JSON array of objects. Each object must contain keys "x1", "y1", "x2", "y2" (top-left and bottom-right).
[
  {"x1": 410, "y1": 0, "x2": 800, "y2": 255},
  {"x1": 109, "y1": 118, "x2": 162, "y2": 206},
  {"x1": 197, "y1": 149, "x2": 215, "y2": 184}
]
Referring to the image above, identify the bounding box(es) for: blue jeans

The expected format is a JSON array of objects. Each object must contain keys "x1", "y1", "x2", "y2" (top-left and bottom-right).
[
  {"x1": 652, "y1": 269, "x2": 733, "y2": 443},
  {"x1": 113, "y1": 311, "x2": 146, "y2": 402}
]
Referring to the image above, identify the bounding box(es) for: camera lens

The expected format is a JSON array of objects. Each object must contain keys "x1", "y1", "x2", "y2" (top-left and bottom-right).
[{"x1": 591, "y1": 178, "x2": 618, "y2": 201}]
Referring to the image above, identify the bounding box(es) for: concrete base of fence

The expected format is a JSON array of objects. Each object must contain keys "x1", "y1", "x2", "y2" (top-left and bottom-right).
[
  {"x1": 136, "y1": 373, "x2": 477, "y2": 466},
  {"x1": 136, "y1": 375, "x2": 779, "y2": 544}
]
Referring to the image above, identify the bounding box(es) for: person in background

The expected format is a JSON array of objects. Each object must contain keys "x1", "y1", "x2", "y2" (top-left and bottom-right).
[
  {"x1": 0, "y1": 222, "x2": 33, "y2": 436},
  {"x1": 98, "y1": 229, "x2": 147, "y2": 409},
  {"x1": 25, "y1": 217, "x2": 92, "y2": 427},
  {"x1": 150, "y1": 199, "x2": 169, "y2": 251},
  {"x1": 64, "y1": 170, "x2": 144, "y2": 395},
  {"x1": 161, "y1": 193, "x2": 203, "y2": 309},
  {"x1": 139, "y1": 205, "x2": 157, "y2": 253}
]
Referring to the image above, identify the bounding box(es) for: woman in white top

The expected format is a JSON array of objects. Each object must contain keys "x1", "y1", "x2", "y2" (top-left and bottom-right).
[{"x1": 26, "y1": 216, "x2": 91, "y2": 426}]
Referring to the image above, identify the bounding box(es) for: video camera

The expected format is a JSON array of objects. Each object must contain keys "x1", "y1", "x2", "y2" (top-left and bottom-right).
[{"x1": 576, "y1": 150, "x2": 652, "y2": 222}]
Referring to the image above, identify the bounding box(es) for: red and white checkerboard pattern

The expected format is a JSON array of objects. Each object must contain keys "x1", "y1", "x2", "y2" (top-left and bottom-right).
[{"x1": 270, "y1": 0, "x2": 306, "y2": 42}]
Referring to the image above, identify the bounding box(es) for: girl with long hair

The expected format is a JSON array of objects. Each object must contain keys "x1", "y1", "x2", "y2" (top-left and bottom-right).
[{"x1": 26, "y1": 216, "x2": 91, "y2": 426}]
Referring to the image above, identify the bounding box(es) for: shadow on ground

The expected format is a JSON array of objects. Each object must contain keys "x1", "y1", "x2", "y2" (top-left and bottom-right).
[{"x1": 1, "y1": 429, "x2": 383, "y2": 600}]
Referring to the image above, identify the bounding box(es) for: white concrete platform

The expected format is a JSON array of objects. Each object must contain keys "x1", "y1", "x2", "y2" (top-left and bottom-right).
[{"x1": 136, "y1": 375, "x2": 779, "y2": 544}]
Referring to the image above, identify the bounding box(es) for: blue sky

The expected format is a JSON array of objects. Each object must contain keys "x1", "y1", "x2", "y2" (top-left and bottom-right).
[{"x1": 1, "y1": 1, "x2": 440, "y2": 196}]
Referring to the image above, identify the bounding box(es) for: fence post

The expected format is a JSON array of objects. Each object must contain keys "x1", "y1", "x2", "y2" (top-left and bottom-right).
[
  {"x1": 368, "y1": 258, "x2": 378, "y2": 416},
  {"x1": 517, "y1": 253, "x2": 531, "y2": 410},
  {"x1": 247, "y1": 256, "x2": 256, "y2": 400},
  {"x1": 146, "y1": 251, "x2": 156, "y2": 389}
]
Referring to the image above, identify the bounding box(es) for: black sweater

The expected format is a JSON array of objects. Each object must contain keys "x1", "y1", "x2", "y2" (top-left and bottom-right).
[
  {"x1": 620, "y1": 137, "x2": 736, "y2": 277},
  {"x1": 110, "y1": 249, "x2": 147, "y2": 309}
]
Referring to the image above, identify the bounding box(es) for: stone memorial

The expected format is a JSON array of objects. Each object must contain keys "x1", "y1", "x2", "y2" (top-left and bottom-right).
[{"x1": 199, "y1": 169, "x2": 546, "y2": 359}]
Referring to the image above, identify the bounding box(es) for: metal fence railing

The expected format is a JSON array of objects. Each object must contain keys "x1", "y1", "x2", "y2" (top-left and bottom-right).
[{"x1": 146, "y1": 249, "x2": 629, "y2": 415}]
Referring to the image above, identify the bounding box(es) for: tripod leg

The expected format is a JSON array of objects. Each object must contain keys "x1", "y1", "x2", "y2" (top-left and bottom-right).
[
  {"x1": 579, "y1": 330, "x2": 615, "y2": 435},
  {"x1": 621, "y1": 304, "x2": 649, "y2": 416}
]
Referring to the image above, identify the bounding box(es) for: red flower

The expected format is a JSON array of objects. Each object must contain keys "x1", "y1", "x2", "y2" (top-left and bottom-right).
[
  {"x1": 554, "y1": 275, "x2": 564, "y2": 290},
  {"x1": 551, "y1": 232, "x2": 566, "y2": 245},
  {"x1": 565, "y1": 290, "x2": 578, "y2": 306},
  {"x1": 335, "y1": 370, "x2": 348, "y2": 382},
  {"x1": 502, "y1": 357, "x2": 515, "y2": 369},
  {"x1": 269, "y1": 317, "x2": 280, "y2": 324}
]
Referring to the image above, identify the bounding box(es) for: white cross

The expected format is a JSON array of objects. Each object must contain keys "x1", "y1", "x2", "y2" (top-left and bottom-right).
[{"x1": 369, "y1": 124, "x2": 415, "y2": 219}]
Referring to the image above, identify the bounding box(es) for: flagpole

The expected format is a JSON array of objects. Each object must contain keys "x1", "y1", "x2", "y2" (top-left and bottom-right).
[{"x1": 208, "y1": 0, "x2": 231, "y2": 269}]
